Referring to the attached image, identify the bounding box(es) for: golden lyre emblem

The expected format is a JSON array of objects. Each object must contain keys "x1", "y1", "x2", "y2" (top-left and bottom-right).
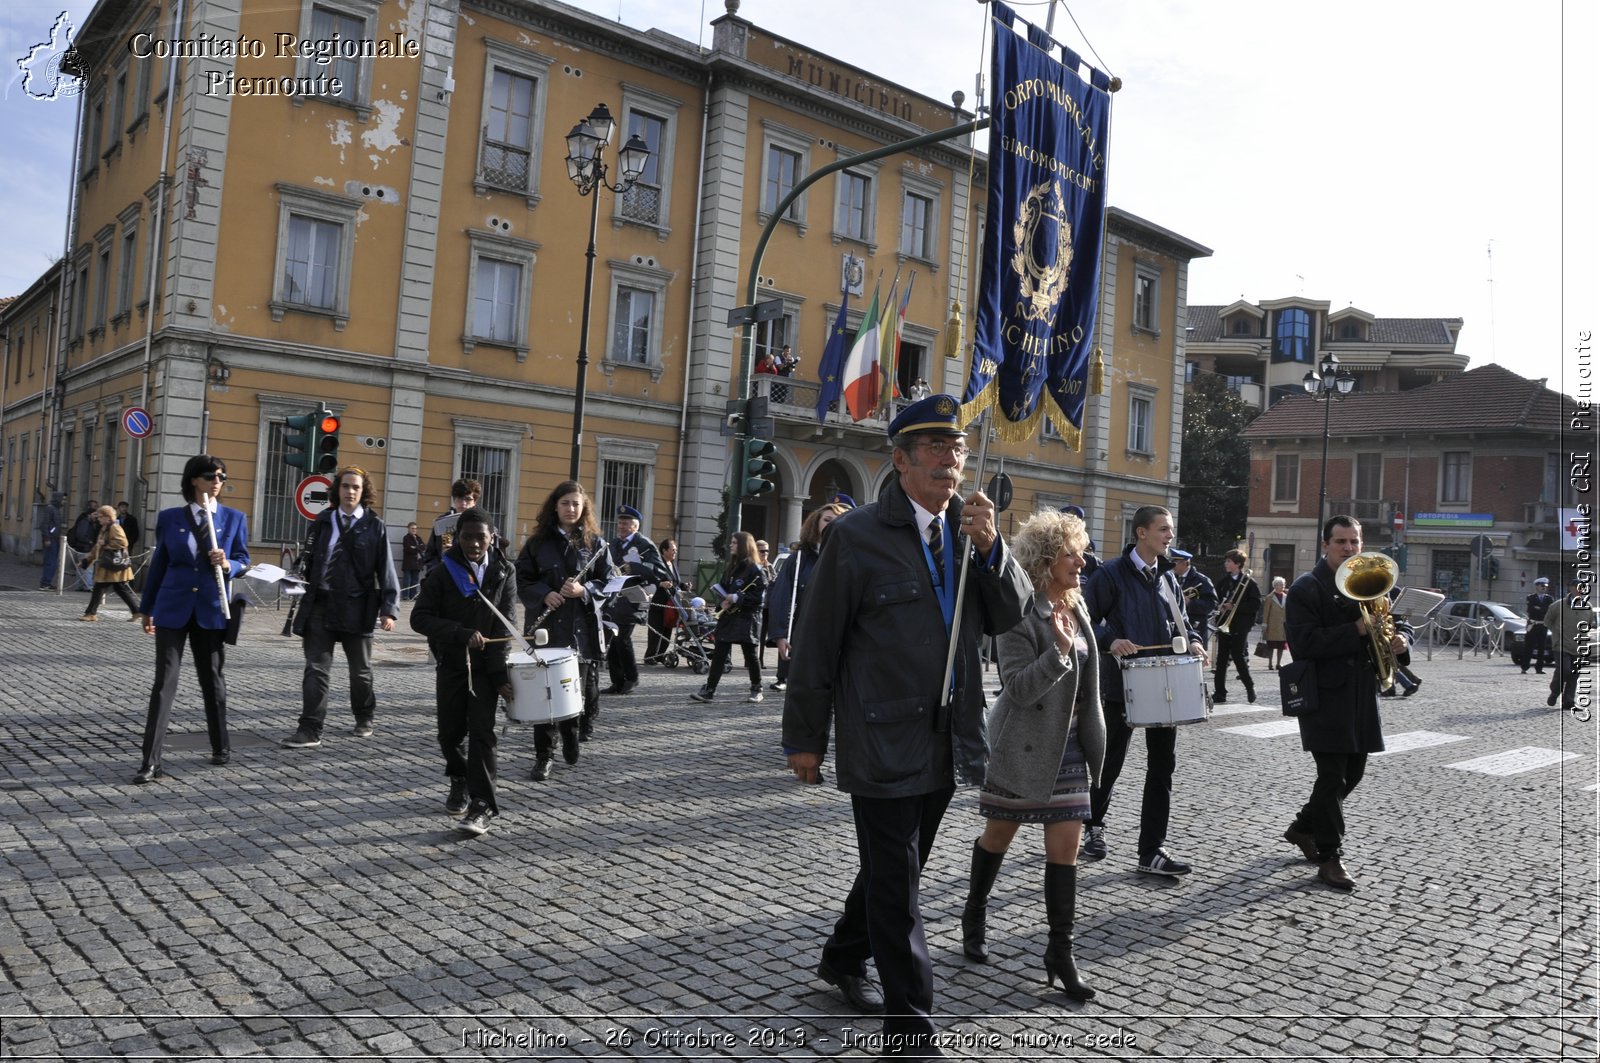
[{"x1": 1010, "y1": 179, "x2": 1073, "y2": 323}]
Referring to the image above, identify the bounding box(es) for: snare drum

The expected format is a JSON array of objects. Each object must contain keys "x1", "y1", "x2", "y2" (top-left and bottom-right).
[
  {"x1": 1119, "y1": 655, "x2": 1210, "y2": 727},
  {"x1": 506, "y1": 649, "x2": 583, "y2": 724}
]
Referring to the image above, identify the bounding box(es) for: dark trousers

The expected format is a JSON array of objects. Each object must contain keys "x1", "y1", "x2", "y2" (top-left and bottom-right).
[
  {"x1": 298, "y1": 598, "x2": 375, "y2": 737},
  {"x1": 822, "y1": 787, "x2": 953, "y2": 1052},
  {"x1": 1552, "y1": 652, "x2": 1582, "y2": 709},
  {"x1": 1087, "y1": 700, "x2": 1178, "y2": 860},
  {"x1": 607, "y1": 620, "x2": 639, "y2": 686},
  {"x1": 87, "y1": 581, "x2": 138, "y2": 615},
  {"x1": 40, "y1": 537, "x2": 60, "y2": 587},
  {"x1": 1526, "y1": 623, "x2": 1551, "y2": 671},
  {"x1": 1294, "y1": 751, "x2": 1368, "y2": 861},
  {"x1": 436, "y1": 667, "x2": 499, "y2": 813},
  {"x1": 141, "y1": 622, "x2": 230, "y2": 768},
  {"x1": 534, "y1": 660, "x2": 599, "y2": 755},
  {"x1": 1213, "y1": 630, "x2": 1255, "y2": 696},
  {"x1": 704, "y1": 640, "x2": 761, "y2": 692},
  {"x1": 401, "y1": 568, "x2": 422, "y2": 601}
]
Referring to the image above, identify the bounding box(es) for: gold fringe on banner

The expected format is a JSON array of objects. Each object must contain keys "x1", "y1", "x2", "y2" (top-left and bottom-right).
[{"x1": 958, "y1": 374, "x2": 996, "y2": 432}]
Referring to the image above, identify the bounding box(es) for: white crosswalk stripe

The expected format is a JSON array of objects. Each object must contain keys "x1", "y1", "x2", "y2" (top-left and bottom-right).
[
  {"x1": 1446, "y1": 747, "x2": 1581, "y2": 775},
  {"x1": 1217, "y1": 720, "x2": 1301, "y2": 738},
  {"x1": 1373, "y1": 731, "x2": 1472, "y2": 756}
]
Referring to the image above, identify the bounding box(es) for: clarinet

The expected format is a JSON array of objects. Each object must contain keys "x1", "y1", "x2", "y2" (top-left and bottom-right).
[
  {"x1": 525, "y1": 535, "x2": 609, "y2": 634},
  {"x1": 280, "y1": 519, "x2": 322, "y2": 636}
]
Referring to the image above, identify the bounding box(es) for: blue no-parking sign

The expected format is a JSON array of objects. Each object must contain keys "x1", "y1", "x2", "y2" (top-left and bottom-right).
[{"x1": 121, "y1": 407, "x2": 153, "y2": 438}]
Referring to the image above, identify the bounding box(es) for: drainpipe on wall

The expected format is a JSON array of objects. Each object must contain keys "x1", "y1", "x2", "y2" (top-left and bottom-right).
[
  {"x1": 671, "y1": 67, "x2": 715, "y2": 543},
  {"x1": 133, "y1": 0, "x2": 186, "y2": 522}
]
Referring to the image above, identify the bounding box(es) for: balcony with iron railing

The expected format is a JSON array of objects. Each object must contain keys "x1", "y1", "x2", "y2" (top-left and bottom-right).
[
  {"x1": 479, "y1": 138, "x2": 531, "y2": 190},
  {"x1": 621, "y1": 183, "x2": 661, "y2": 225},
  {"x1": 750, "y1": 374, "x2": 918, "y2": 438}
]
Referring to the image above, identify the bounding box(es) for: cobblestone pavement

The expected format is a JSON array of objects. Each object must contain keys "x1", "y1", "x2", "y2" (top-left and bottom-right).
[{"x1": 1, "y1": 555, "x2": 1596, "y2": 1060}]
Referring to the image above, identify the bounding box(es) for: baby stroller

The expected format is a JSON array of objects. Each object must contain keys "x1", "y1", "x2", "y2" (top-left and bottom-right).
[{"x1": 652, "y1": 590, "x2": 720, "y2": 674}]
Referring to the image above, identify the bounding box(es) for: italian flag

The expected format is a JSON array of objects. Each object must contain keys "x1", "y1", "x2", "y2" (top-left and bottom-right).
[{"x1": 840, "y1": 282, "x2": 883, "y2": 421}]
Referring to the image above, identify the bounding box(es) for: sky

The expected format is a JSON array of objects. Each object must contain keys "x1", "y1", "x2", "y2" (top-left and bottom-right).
[{"x1": 3, "y1": 0, "x2": 1593, "y2": 399}]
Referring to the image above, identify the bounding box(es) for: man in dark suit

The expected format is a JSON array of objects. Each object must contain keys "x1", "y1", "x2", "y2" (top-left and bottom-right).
[
  {"x1": 1283, "y1": 515, "x2": 1413, "y2": 891},
  {"x1": 603, "y1": 505, "x2": 665, "y2": 694},
  {"x1": 283, "y1": 466, "x2": 400, "y2": 748},
  {"x1": 784, "y1": 394, "x2": 1031, "y2": 1058}
]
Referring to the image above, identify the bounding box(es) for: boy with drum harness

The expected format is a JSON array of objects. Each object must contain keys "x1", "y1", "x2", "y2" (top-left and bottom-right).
[
  {"x1": 410, "y1": 508, "x2": 516, "y2": 836},
  {"x1": 1082, "y1": 505, "x2": 1210, "y2": 878}
]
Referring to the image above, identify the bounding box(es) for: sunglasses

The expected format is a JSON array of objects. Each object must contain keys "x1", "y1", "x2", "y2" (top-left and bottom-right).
[{"x1": 200, "y1": 472, "x2": 228, "y2": 482}]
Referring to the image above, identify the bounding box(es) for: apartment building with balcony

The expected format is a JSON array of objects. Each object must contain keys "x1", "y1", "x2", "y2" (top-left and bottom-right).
[{"x1": 1186, "y1": 296, "x2": 1468, "y2": 411}]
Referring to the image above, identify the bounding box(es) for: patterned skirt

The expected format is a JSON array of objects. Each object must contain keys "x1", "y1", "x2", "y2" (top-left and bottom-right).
[{"x1": 978, "y1": 714, "x2": 1091, "y2": 824}]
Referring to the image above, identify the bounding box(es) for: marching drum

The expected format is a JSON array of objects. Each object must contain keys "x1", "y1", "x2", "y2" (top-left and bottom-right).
[
  {"x1": 506, "y1": 649, "x2": 583, "y2": 724},
  {"x1": 1120, "y1": 655, "x2": 1211, "y2": 727}
]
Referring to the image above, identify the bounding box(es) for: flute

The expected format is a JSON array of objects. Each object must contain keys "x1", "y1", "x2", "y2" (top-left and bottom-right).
[{"x1": 202, "y1": 490, "x2": 231, "y2": 621}]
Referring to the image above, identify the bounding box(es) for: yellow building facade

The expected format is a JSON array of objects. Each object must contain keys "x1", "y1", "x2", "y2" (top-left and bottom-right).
[{"x1": 1, "y1": 0, "x2": 1210, "y2": 570}]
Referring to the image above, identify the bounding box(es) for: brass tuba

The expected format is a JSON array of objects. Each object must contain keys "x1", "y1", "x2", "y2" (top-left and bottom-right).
[{"x1": 1334, "y1": 551, "x2": 1401, "y2": 692}]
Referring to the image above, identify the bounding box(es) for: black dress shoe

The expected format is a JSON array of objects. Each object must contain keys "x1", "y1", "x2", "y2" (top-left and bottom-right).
[
  {"x1": 211, "y1": 751, "x2": 231, "y2": 766},
  {"x1": 618, "y1": 681, "x2": 638, "y2": 695},
  {"x1": 132, "y1": 765, "x2": 164, "y2": 785},
  {"x1": 816, "y1": 959, "x2": 884, "y2": 1014},
  {"x1": 602, "y1": 685, "x2": 624, "y2": 695}
]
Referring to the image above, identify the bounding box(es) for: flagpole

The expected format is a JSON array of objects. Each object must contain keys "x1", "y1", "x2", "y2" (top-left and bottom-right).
[{"x1": 937, "y1": 406, "x2": 992, "y2": 726}]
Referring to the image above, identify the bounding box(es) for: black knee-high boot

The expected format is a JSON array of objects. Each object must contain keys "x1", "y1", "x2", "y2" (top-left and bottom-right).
[
  {"x1": 1043, "y1": 863, "x2": 1094, "y2": 1001},
  {"x1": 961, "y1": 839, "x2": 1006, "y2": 962}
]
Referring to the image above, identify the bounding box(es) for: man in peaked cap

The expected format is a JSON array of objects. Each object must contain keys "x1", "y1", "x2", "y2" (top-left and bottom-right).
[
  {"x1": 784, "y1": 393, "x2": 1032, "y2": 1058},
  {"x1": 603, "y1": 504, "x2": 667, "y2": 696},
  {"x1": 1170, "y1": 549, "x2": 1217, "y2": 645},
  {"x1": 1524, "y1": 576, "x2": 1554, "y2": 674}
]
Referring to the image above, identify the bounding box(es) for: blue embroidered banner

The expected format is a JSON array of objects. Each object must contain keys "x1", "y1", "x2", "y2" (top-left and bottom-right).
[{"x1": 962, "y1": 1, "x2": 1111, "y2": 447}]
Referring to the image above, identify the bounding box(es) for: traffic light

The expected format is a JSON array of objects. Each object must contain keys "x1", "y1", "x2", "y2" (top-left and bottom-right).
[
  {"x1": 1480, "y1": 554, "x2": 1500, "y2": 581},
  {"x1": 741, "y1": 437, "x2": 777, "y2": 498},
  {"x1": 313, "y1": 406, "x2": 341, "y2": 474},
  {"x1": 282, "y1": 408, "x2": 319, "y2": 472},
  {"x1": 1382, "y1": 543, "x2": 1408, "y2": 573}
]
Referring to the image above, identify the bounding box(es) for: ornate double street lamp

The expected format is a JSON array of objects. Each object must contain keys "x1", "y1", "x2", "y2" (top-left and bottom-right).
[
  {"x1": 1303, "y1": 352, "x2": 1356, "y2": 534},
  {"x1": 563, "y1": 103, "x2": 652, "y2": 481}
]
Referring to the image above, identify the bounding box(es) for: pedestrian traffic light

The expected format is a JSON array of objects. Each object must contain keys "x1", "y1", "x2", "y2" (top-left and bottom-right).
[
  {"x1": 313, "y1": 406, "x2": 341, "y2": 474},
  {"x1": 742, "y1": 437, "x2": 777, "y2": 498},
  {"x1": 282, "y1": 408, "x2": 320, "y2": 472}
]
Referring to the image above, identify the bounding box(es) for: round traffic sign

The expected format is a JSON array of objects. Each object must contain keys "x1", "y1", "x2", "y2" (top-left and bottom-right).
[
  {"x1": 121, "y1": 406, "x2": 153, "y2": 438},
  {"x1": 295, "y1": 474, "x2": 334, "y2": 521}
]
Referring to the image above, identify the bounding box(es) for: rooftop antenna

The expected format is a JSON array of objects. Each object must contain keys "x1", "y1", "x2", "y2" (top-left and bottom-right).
[
  {"x1": 1295, "y1": 273, "x2": 1305, "y2": 295},
  {"x1": 1486, "y1": 239, "x2": 1498, "y2": 364}
]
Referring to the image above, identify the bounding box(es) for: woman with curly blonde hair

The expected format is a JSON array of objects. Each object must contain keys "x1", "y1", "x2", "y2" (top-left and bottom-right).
[{"x1": 960, "y1": 508, "x2": 1105, "y2": 1001}]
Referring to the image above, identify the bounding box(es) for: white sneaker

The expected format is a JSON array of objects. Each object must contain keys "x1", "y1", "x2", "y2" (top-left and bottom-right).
[{"x1": 747, "y1": 690, "x2": 764, "y2": 703}]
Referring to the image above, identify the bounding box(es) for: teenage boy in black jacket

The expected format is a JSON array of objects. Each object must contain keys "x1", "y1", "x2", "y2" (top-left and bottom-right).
[{"x1": 411, "y1": 508, "x2": 516, "y2": 836}]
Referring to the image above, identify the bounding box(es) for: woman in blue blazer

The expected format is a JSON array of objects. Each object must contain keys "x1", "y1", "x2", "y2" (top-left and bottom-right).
[{"x1": 132, "y1": 454, "x2": 251, "y2": 783}]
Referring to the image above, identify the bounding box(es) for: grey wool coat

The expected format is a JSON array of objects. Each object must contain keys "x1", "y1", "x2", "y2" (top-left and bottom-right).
[{"x1": 983, "y1": 594, "x2": 1106, "y2": 802}]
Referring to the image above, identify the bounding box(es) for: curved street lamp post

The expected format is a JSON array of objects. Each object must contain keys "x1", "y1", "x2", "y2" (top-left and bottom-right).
[{"x1": 564, "y1": 103, "x2": 652, "y2": 482}]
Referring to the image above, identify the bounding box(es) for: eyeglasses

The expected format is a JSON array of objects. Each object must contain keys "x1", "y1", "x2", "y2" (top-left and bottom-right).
[
  {"x1": 200, "y1": 472, "x2": 227, "y2": 482},
  {"x1": 916, "y1": 439, "x2": 970, "y2": 459}
]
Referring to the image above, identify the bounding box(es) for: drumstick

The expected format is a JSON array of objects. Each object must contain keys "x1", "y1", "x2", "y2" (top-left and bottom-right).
[
  {"x1": 202, "y1": 487, "x2": 230, "y2": 621},
  {"x1": 1127, "y1": 637, "x2": 1192, "y2": 653}
]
